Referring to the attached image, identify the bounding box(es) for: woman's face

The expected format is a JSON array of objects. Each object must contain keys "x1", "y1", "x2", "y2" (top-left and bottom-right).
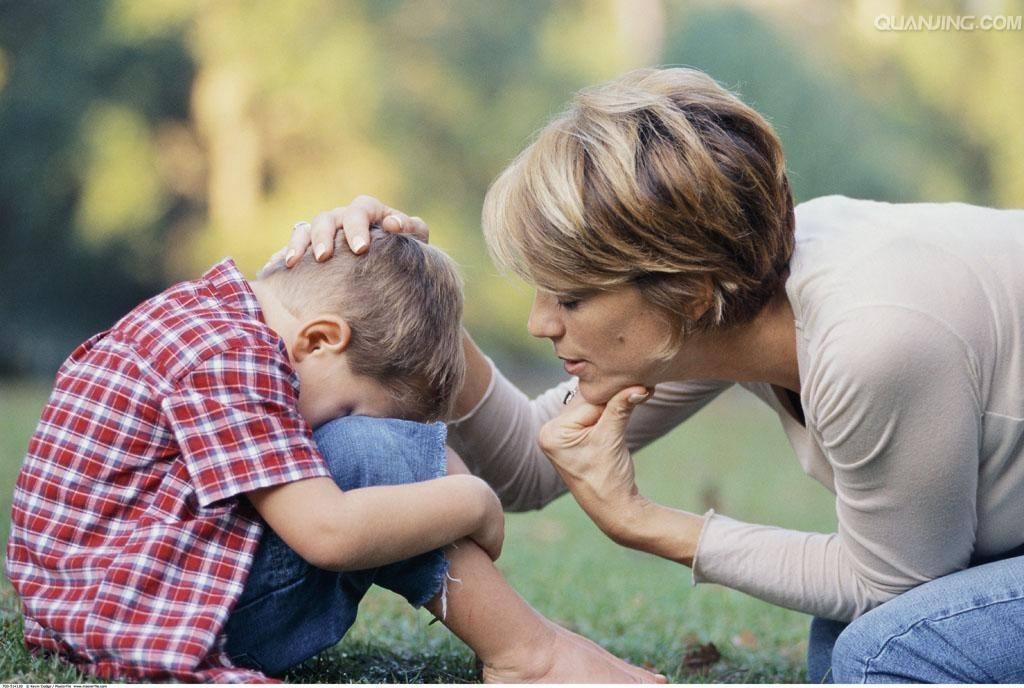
[{"x1": 527, "y1": 284, "x2": 678, "y2": 404}]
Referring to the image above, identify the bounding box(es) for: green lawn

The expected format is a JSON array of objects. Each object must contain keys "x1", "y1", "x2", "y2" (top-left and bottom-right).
[{"x1": 0, "y1": 380, "x2": 836, "y2": 682}]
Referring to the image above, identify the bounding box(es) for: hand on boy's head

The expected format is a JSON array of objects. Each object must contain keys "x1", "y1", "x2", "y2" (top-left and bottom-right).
[{"x1": 263, "y1": 195, "x2": 429, "y2": 272}]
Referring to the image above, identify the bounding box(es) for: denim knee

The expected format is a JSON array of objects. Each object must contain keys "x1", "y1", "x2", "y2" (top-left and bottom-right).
[
  {"x1": 312, "y1": 415, "x2": 451, "y2": 608},
  {"x1": 831, "y1": 605, "x2": 937, "y2": 683},
  {"x1": 312, "y1": 415, "x2": 448, "y2": 491},
  {"x1": 830, "y1": 613, "x2": 881, "y2": 683}
]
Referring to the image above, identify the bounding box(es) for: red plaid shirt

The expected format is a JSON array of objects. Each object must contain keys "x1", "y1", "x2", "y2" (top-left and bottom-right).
[{"x1": 6, "y1": 259, "x2": 331, "y2": 683}]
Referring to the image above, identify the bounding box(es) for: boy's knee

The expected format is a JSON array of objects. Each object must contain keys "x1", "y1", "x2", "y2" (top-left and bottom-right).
[{"x1": 312, "y1": 416, "x2": 447, "y2": 491}]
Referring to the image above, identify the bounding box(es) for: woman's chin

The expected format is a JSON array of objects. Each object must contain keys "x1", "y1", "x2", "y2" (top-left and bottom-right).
[{"x1": 577, "y1": 380, "x2": 620, "y2": 406}]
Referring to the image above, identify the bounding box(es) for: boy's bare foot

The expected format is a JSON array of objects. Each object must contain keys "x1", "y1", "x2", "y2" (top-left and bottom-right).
[{"x1": 481, "y1": 620, "x2": 668, "y2": 684}]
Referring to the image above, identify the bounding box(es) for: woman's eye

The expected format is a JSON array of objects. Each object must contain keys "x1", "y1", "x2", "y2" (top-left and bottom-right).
[{"x1": 557, "y1": 298, "x2": 581, "y2": 311}]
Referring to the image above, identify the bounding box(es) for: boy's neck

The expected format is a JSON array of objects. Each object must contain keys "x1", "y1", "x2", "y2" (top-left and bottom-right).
[{"x1": 248, "y1": 279, "x2": 300, "y2": 357}]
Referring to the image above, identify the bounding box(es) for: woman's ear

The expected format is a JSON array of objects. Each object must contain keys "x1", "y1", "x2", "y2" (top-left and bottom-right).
[
  {"x1": 683, "y1": 275, "x2": 715, "y2": 322},
  {"x1": 292, "y1": 316, "x2": 352, "y2": 362}
]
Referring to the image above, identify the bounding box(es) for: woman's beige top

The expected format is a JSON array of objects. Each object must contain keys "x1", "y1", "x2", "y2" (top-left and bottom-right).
[{"x1": 449, "y1": 195, "x2": 1024, "y2": 622}]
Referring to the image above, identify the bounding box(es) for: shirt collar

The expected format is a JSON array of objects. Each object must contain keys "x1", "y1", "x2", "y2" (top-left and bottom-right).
[{"x1": 202, "y1": 258, "x2": 265, "y2": 324}]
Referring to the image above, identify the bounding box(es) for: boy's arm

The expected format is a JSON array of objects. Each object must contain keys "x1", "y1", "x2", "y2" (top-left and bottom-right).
[{"x1": 246, "y1": 473, "x2": 504, "y2": 571}]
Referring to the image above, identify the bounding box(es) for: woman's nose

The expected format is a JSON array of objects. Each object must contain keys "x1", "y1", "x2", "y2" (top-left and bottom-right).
[{"x1": 527, "y1": 292, "x2": 564, "y2": 339}]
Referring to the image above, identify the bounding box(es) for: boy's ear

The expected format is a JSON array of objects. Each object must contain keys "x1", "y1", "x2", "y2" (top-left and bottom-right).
[{"x1": 292, "y1": 316, "x2": 352, "y2": 362}]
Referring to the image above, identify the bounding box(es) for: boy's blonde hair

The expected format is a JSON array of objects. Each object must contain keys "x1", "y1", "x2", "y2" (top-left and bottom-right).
[
  {"x1": 483, "y1": 67, "x2": 795, "y2": 347},
  {"x1": 258, "y1": 230, "x2": 465, "y2": 422}
]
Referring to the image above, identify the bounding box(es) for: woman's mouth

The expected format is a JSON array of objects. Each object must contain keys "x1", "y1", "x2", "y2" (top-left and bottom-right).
[{"x1": 562, "y1": 358, "x2": 586, "y2": 376}]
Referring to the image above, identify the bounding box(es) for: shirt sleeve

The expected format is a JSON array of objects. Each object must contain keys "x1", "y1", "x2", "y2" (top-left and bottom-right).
[
  {"x1": 447, "y1": 357, "x2": 731, "y2": 511},
  {"x1": 162, "y1": 346, "x2": 332, "y2": 508},
  {"x1": 692, "y1": 306, "x2": 982, "y2": 621}
]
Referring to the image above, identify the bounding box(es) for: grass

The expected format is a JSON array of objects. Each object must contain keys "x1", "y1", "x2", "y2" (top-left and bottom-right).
[{"x1": 0, "y1": 380, "x2": 837, "y2": 682}]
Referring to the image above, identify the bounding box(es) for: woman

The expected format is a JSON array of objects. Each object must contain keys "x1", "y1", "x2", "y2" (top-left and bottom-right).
[{"x1": 286, "y1": 68, "x2": 1024, "y2": 682}]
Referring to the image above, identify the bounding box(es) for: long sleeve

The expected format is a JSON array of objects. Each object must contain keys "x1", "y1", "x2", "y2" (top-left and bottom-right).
[
  {"x1": 447, "y1": 357, "x2": 731, "y2": 511},
  {"x1": 693, "y1": 307, "x2": 983, "y2": 621}
]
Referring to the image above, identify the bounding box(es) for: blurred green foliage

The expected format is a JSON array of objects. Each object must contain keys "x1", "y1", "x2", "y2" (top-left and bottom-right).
[{"x1": 1, "y1": 0, "x2": 1021, "y2": 376}]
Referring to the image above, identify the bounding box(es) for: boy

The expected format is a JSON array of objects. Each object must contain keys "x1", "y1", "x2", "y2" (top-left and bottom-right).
[{"x1": 7, "y1": 230, "x2": 664, "y2": 683}]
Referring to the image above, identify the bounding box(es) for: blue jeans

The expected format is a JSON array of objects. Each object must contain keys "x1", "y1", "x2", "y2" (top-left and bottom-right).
[
  {"x1": 222, "y1": 416, "x2": 450, "y2": 677},
  {"x1": 807, "y1": 552, "x2": 1024, "y2": 682}
]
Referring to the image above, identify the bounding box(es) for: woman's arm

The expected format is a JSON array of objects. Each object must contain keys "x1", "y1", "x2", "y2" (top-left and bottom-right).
[
  {"x1": 452, "y1": 329, "x2": 494, "y2": 418},
  {"x1": 690, "y1": 308, "x2": 981, "y2": 621}
]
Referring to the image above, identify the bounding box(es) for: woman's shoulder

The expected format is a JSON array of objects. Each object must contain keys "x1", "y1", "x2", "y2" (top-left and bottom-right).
[
  {"x1": 794, "y1": 194, "x2": 1024, "y2": 240},
  {"x1": 793, "y1": 194, "x2": 876, "y2": 227},
  {"x1": 787, "y1": 197, "x2": 1001, "y2": 412},
  {"x1": 788, "y1": 195, "x2": 1022, "y2": 334},
  {"x1": 794, "y1": 193, "x2": 860, "y2": 214},
  {"x1": 790, "y1": 195, "x2": 899, "y2": 281}
]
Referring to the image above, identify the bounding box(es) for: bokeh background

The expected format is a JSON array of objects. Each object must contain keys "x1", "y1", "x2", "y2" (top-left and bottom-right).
[
  {"x1": 2, "y1": 0, "x2": 1023, "y2": 376},
  {"x1": 1, "y1": 0, "x2": 1022, "y2": 682}
]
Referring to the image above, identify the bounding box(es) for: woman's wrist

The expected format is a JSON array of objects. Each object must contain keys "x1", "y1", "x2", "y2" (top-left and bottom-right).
[{"x1": 613, "y1": 496, "x2": 705, "y2": 567}]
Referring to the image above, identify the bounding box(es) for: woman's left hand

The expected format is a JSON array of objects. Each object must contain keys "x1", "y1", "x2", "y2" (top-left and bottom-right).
[{"x1": 538, "y1": 386, "x2": 652, "y2": 545}]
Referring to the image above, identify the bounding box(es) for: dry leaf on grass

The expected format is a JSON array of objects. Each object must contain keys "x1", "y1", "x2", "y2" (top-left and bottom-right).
[{"x1": 681, "y1": 641, "x2": 721, "y2": 671}]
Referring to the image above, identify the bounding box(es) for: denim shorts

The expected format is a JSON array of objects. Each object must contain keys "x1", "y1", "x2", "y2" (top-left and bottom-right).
[{"x1": 222, "y1": 416, "x2": 450, "y2": 677}]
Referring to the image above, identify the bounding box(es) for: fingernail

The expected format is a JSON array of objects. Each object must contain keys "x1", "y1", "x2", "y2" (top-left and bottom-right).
[
  {"x1": 285, "y1": 249, "x2": 297, "y2": 265},
  {"x1": 314, "y1": 243, "x2": 327, "y2": 260},
  {"x1": 351, "y1": 237, "x2": 367, "y2": 253},
  {"x1": 392, "y1": 215, "x2": 404, "y2": 230},
  {"x1": 628, "y1": 392, "x2": 650, "y2": 404}
]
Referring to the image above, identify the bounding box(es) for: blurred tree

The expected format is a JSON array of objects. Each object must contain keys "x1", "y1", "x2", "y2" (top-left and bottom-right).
[
  {"x1": 0, "y1": 0, "x2": 196, "y2": 374},
  {"x1": 662, "y1": 3, "x2": 996, "y2": 205},
  {"x1": 0, "y1": 0, "x2": 1020, "y2": 378},
  {"x1": 837, "y1": 0, "x2": 1024, "y2": 206}
]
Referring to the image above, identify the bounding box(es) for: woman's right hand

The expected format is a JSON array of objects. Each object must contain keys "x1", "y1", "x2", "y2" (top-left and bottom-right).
[{"x1": 264, "y1": 195, "x2": 429, "y2": 269}]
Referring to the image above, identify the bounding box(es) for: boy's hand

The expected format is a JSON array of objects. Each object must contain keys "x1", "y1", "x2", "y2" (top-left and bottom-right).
[
  {"x1": 469, "y1": 479, "x2": 505, "y2": 561},
  {"x1": 264, "y1": 195, "x2": 429, "y2": 270}
]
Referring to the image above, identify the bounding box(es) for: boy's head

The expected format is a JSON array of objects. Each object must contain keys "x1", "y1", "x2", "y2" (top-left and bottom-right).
[{"x1": 256, "y1": 230, "x2": 465, "y2": 425}]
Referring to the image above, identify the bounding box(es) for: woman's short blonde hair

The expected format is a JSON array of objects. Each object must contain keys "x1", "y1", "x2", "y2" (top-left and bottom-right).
[{"x1": 483, "y1": 67, "x2": 795, "y2": 343}]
